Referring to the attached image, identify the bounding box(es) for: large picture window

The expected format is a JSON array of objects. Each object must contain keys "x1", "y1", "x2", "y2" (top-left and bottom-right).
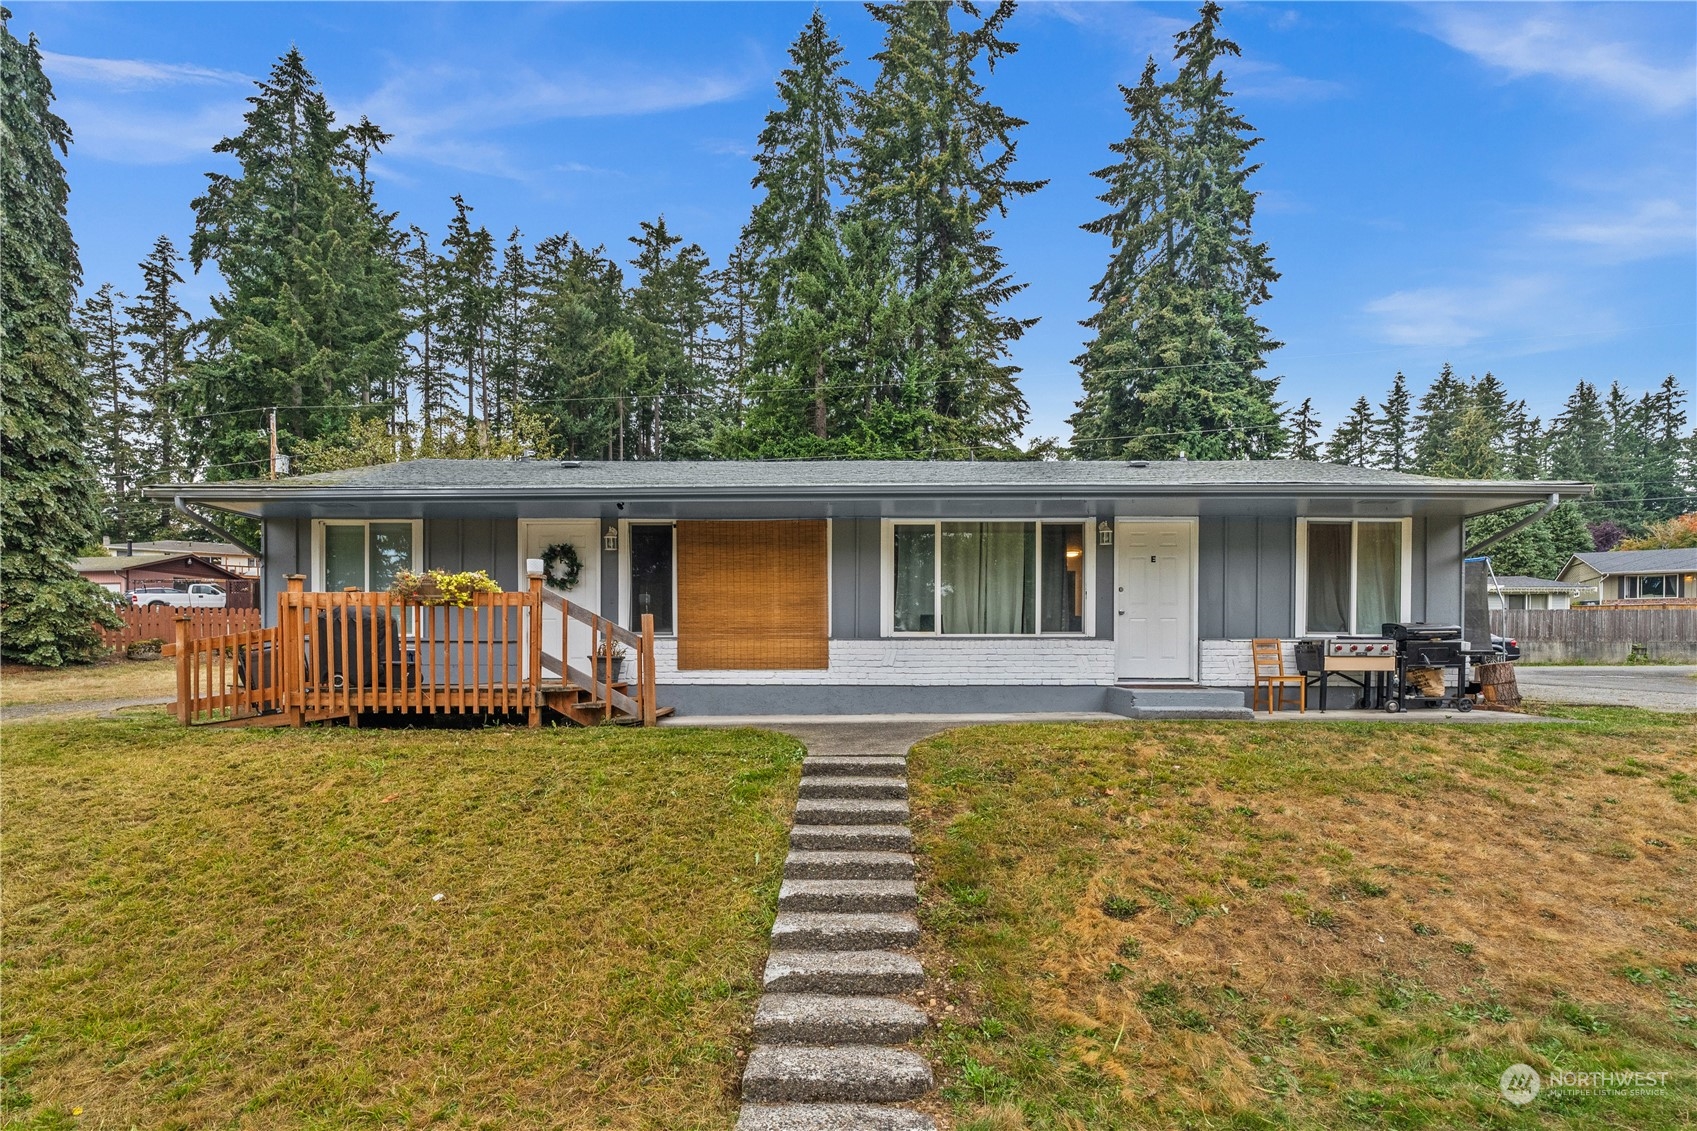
[
  {"x1": 314, "y1": 520, "x2": 419, "y2": 592},
  {"x1": 888, "y1": 520, "x2": 1088, "y2": 636},
  {"x1": 1299, "y1": 519, "x2": 1410, "y2": 635}
]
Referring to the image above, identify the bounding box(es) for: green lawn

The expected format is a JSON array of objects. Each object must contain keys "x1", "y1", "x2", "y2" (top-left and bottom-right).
[
  {"x1": 909, "y1": 709, "x2": 1697, "y2": 1130},
  {"x1": 1, "y1": 714, "x2": 801, "y2": 1130}
]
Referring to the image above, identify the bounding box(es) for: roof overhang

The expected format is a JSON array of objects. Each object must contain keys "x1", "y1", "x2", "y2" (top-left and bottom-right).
[{"x1": 147, "y1": 478, "x2": 1594, "y2": 522}]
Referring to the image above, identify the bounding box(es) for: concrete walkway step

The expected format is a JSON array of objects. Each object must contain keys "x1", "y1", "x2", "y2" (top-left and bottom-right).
[
  {"x1": 771, "y1": 912, "x2": 919, "y2": 952},
  {"x1": 794, "y1": 799, "x2": 910, "y2": 826},
  {"x1": 785, "y1": 850, "x2": 915, "y2": 881},
  {"x1": 763, "y1": 950, "x2": 925, "y2": 996},
  {"x1": 790, "y1": 824, "x2": 912, "y2": 852},
  {"x1": 779, "y1": 879, "x2": 918, "y2": 914},
  {"x1": 754, "y1": 993, "x2": 928, "y2": 1045},
  {"x1": 801, "y1": 757, "x2": 908, "y2": 778},
  {"x1": 742, "y1": 1045, "x2": 934, "y2": 1103},
  {"x1": 797, "y1": 776, "x2": 909, "y2": 801},
  {"x1": 737, "y1": 1103, "x2": 936, "y2": 1131}
]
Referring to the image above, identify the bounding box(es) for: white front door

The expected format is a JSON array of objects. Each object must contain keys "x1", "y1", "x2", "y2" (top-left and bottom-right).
[
  {"x1": 520, "y1": 521, "x2": 601, "y2": 678},
  {"x1": 1115, "y1": 520, "x2": 1196, "y2": 680}
]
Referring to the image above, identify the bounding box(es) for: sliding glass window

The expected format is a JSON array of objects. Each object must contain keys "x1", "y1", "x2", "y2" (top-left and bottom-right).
[
  {"x1": 891, "y1": 521, "x2": 1087, "y2": 635},
  {"x1": 1301, "y1": 519, "x2": 1407, "y2": 635},
  {"x1": 318, "y1": 521, "x2": 419, "y2": 591}
]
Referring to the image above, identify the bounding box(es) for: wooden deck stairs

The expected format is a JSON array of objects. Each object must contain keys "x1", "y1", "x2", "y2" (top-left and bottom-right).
[{"x1": 540, "y1": 680, "x2": 675, "y2": 726}]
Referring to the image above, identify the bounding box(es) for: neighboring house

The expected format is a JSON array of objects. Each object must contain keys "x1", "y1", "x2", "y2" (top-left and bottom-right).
[
  {"x1": 1558, "y1": 549, "x2": 1697, "y2": 604},
  {"x1": 148, "y1": 459, "x2": 1589, "y2": 714},
  {"x1": 1488, "y1": 575, "x2": 1588, "y2": 611},
  {"x1": 74, "y1": 553, "x2": 257, "y2": 609},
  {"x1": 101, "y1": 538, "x2": 261, "y2": 577}
]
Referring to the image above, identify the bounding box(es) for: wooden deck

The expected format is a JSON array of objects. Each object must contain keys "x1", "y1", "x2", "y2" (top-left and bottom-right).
[{"x1": 172, "y1": 575, "x2": 666, "y2": 727}]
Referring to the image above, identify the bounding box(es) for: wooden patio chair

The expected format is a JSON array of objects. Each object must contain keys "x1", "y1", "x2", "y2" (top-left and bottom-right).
[{"x1": 1251, "y1": 638, "x2": 1305, "y2": 713}]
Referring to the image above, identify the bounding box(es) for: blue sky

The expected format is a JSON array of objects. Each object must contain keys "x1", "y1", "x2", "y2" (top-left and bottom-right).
[{"x1": 14, "y1": 1, "x2": 1697, "y2": 442}]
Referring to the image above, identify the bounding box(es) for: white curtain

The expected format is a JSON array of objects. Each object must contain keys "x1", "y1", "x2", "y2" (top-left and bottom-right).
[
  {"x1": 1355, "y1": 522, "x2": 1402, "y2": 632},
  {"x1": 941, "y1": 522, "x2": 1034, "y2": 634}
]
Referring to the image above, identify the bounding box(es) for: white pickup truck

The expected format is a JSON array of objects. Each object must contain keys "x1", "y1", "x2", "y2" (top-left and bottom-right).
[{"x1": 129, "y1": 583, "x2": 227, "y2": 609}]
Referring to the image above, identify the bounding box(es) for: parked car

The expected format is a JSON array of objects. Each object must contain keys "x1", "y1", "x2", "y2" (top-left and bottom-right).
[
  {"x1": 129, "y1": 583, "x2": 226, "y2": 609},
  {"x1": 1492, "y1": 633, "x2": 1521, "y2": 662}
]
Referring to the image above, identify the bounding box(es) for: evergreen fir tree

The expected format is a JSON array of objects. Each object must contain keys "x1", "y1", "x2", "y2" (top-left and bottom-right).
[
  {"x1": 125, "y1": 234, "x2": 192, "y2": 528},
  {"x1": 487, "y1": 228, "x2": 534, "y2": 436},
  {"x1": 853, "y1": 0, "x2": 1042, "y2": 454},
  {"x1": 1409, "y1": 363, "x2": 1468, "y2": 474},
  {"x1": 189, "y1": 47, "x2": 404, "y2": 478},
  {"x1": 1323, "y1": 397, "x2": 1375, "y2": 466},
  {"x1": 400, "y1": 224, "x2": 448, "y2": 434},
  {"x1": 736, "y1": 9, "x2": 857, "y2": 450},
  {"x1": 0, "y1": 14, "x2": 123, "y2": 664},
  {"x1": 440, "y1": 195, "x2": 497, "y2": 426},
  {"x1": 525, "y1": 233, "x2": 629, "y2": 458},
  {"x1": 1285, "y1": 397, "x2": 1321, "y2": 461},
  {"x1": 75, "y1": 283, "x2": 141, "y2": 537},
  {"x1": 1068, "y1": 4, "x2": 1284, "y2": 460},
  {"x1": 1373, "y1": 371, "x2": 1412, "y2": 470},
  {"x1": 626, "y1": 216, "x2": 718, "y2": 459}
]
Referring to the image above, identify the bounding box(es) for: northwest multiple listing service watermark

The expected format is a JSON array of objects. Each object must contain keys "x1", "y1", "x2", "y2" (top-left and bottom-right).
[{"x1": 1499, "y1": 1063, "x2": 1670, "y2": 1106}]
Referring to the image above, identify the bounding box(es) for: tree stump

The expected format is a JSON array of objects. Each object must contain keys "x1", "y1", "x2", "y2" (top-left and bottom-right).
[{"x1": 1476, "y1": 661, "x2": 1521, "y2": 709}]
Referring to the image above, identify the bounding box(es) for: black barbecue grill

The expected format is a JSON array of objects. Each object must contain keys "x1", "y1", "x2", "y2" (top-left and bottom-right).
[{"x1": 1381, "y1": 622, "x2": 1485, "y2": 712}]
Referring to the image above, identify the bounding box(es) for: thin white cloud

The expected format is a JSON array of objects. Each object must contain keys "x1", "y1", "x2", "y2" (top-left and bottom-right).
[
  {"x1": 1537, "y1": 198, "x2": 1697, "y2": 262},
  {"x1": 350, "y1": 61, "x2": 756, "y2": 181},
  {"x1": 56, "y1": 96, "x2": 245, "y2": 164},
  {"x1": 1422, "y1": 4, "x2": 1697, "y2": 114},
  {"x1": 1363, "y1": 275, "x2": 1617, "y2": 351},
  {"x1": 42, "y1": 50, "x2": 248, "y2": 90},
  {"x1": 1227, "y1": 57, "x2": 1345, "y2": 102}
]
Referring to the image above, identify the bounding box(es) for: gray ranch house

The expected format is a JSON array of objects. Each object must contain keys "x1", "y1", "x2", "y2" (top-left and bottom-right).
[{"x1": 157, "y1": 459, "x2": 1589, "y2": 716}]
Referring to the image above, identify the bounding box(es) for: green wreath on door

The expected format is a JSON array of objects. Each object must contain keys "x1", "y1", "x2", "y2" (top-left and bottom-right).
[{"x1": 540, "y1": 541, "x2": 584, "y2": 590}]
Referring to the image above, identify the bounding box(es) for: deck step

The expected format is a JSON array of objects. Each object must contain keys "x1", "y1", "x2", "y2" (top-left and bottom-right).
[
  {"x1": 801, "y1": 757, "x2": 908, "y2": 778},
  {"x1": 785, "y1": 850, "x2": 914, "y2": 881},
  {"x1": 793, "y1": 799, "x2": 910, "y2": 826},
  {"x1": 754, "y1": 994, "x2": 928, "y2": 1045},
  {"x1": 790, "y1": 825, "x2": 912, "y2": 852},
  {"x1": 797, "y1": 777, "x2": 908, "y2": 801},
  {"x1": 763, "y1": 950, "x2": 925, "y2": 996},
  {"x1": 737, "y1": 1104, "x2": 936, "y2": 1131},
  {"x1": 742, "y1": 1046, "x2": 934, "y2": 1104},
  {"x1": 770, "y1": 912, "x2": 919, "y2": 952},
  {"x1": 779, "y1": 880, "x2": 917, "y2": 914}
]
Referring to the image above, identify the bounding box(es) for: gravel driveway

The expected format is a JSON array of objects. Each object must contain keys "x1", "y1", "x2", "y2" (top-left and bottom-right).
[{"x1": 1514, "y1": 666, "x2": 1697, "y2": 712}]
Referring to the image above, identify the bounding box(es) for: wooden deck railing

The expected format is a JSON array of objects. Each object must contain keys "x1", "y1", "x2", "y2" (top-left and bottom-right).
[{"x1": 173, "y1": 575, "x2": 659, "y2": 727}]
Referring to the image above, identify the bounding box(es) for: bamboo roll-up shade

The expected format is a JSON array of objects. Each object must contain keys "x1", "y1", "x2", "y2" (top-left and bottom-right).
[{"x1": 676, "y1": 520, "x2": 829, "y2": 670}]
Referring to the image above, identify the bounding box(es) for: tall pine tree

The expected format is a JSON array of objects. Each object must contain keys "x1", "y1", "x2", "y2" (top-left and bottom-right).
[
  {"x1": 735, "y1": 10, "x2": 858, "y2": 451},
  {"x1": 853, "y1": 0, "x2": 1042, "y2": 455},
  {"x1": 75, "y1": 283, "x2": 140, "y2": 538},
  {"x1": 1373, "y1": 371, "x2": 1412, "y2": 470},
  {"x1": 1284, "y1": 396, "x2": 1322, "y2": 460},
  {"x1": 1069, "y1": 3, "x2": 1284, "y2": 460},
  {"x1": 189, "y1": 48, "x2": 404, "y2": 478},
  {"x1": 1, "y1": 14, "x2": 123, "y2": 664},
  {"x1": 126, "y1": 234, "x2": 192, "y2": 530},
  {"x1": 1323, "y1": 397, "x2": 1375, "y2": 467}
]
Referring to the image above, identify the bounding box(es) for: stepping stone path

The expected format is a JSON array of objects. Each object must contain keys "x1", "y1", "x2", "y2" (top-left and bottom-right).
[{"x1": 739, "y1": 753, "x2": 936, "y2": 1131}]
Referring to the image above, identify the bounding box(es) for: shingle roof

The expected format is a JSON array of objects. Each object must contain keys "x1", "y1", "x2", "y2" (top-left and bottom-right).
[
  {"x1": 149, "y1": 458, "x2": 1590, "y2": 500},
  {"x1": 1492, "y1": 575, "x2": 1588, "y2": 592},
  {"x1": 1570, "y1": 549, "x2": 1697, "y2": 574}
]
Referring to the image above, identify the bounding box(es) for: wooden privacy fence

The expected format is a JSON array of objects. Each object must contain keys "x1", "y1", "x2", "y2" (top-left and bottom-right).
[
  {"x1": 105, "y1": 606, "x2": 261, "y2": 649},
  {"x1": 1492, "y1": 607, "x2": 1697, "y2": 663},
  {"x1": 174, "y1": 576, "x2": 659, "y2": 727}
]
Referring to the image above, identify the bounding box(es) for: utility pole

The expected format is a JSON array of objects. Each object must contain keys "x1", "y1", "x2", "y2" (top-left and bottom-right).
[{"x1": 269, "y1": 408, "x2": 278, "y2": 480}]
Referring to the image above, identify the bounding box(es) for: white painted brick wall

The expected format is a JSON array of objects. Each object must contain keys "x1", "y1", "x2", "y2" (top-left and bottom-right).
[
  {"x1": 655, "y1": 637, "x2": 1118, "y2": 686},
  {"x1": 1199, "y1": 639, "x2": 1297, "y2": 685}
]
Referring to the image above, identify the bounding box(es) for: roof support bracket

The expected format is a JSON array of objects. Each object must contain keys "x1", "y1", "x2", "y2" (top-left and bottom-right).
[
  {"x1": 1462, "y1": 492, "x2": 1560, "y2": 558},
  {"x1": 173, "y1": 495, "x2": 261, "y2": 557}
]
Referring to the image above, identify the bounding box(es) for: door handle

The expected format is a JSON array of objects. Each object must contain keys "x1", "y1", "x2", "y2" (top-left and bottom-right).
[{"x1": 1118, "y1": 610, "x2": 1126, "y2": 616}]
